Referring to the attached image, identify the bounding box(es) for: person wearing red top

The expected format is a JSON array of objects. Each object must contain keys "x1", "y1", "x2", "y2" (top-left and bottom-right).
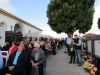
[{"x1": 9, "y1": 42, "x2": 18, "y2": 55}]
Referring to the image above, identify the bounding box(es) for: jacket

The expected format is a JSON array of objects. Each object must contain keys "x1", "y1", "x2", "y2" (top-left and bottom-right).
[{"x1": 7, "y1": 50, "x2": 27, "y2": 75}]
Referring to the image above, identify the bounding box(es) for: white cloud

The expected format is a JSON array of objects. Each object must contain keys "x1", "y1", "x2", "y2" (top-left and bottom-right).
[
  {"x1": 92, "y1": 4, "x2": 100, "y2": 29},
  {"x1": 85, "y1": 1, "x2": 100, "y2": 34},
  {"x1": 0, "y1": 0, "x2": 16, "y2": 14}
]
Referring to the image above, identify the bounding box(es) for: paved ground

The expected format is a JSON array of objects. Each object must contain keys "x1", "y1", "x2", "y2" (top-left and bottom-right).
[{"x1": 45, "y1": 49, "x2": 90, "y2": 75}]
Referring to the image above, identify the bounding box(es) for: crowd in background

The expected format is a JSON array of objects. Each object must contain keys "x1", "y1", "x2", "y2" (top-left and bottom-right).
[
  {"x1": 1, "y1": 33, "x2": 97, "y2": 75},
  {"x1": 64, "y1": 34, "x2": 98, "y2": 75},
  {"x1": 0, "y1": 37, "x2": 64, "y2": 75},
  {"x1": 64, "y1": 34, "x2": 83, "y2": 66},
  {"x1": 0, "y1": 34, "x2": 98, "y2": 75}
]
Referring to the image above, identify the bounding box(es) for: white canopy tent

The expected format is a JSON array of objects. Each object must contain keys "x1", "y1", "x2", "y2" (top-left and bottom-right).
[
  {"x1": 85, "y1": 28, "x2": 100, "y2": 35},
  {"x1": 24, "y1": 32, "x2": 51, "y2": 38}
]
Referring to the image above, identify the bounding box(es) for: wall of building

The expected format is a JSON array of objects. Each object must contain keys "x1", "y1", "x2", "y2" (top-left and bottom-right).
[
  {"x1": 0, "y1": 25, "x2": 6, "y2": 46},
  {"x1": 0, "y1": 13, "x2": 42, "y2": 46},
  {"x1": 23, "y1": 23, "x2": 42, "y2": 36}
]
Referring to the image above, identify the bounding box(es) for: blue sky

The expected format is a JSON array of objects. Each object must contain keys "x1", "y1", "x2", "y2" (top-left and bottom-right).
[
  {"x1": 95, "y1": 0, "x2": 100, "y2": 6},
  {"x1": 11, "y1": 0, "x2": 100, "y2": 35},
  {"x1": 11, "y1": 0, "x2": 52, "y2": 35}
]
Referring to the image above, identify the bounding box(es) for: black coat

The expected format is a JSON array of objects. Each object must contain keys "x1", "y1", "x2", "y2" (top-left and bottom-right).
[{"x1": 7, "y1": 50, "x2": 27, "y2": 75}]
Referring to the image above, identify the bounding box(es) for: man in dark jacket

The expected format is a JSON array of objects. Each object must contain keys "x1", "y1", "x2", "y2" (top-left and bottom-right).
[
  {"x1": 7, "y1": 42, "x2": 27, "y2": 75},
  {"x1": 73, "y1": 34, "x2": 82, "y2": 66}
]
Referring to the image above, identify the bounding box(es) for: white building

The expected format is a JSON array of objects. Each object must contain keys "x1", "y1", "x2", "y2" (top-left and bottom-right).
[{"x1": 0, "y1": 8, "x2": 42, "y2": 46}]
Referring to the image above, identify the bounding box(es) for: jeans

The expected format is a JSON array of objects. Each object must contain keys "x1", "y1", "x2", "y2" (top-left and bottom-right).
[
  {"x1": 75, "y1": 50, "x2": 82, "y2": 65},
  {"x1": 64, "y1": 46, "x2": 67, "y2": 52},
  {"x1": 69, "y1": 51, "x2": 75, "y2": 63}
]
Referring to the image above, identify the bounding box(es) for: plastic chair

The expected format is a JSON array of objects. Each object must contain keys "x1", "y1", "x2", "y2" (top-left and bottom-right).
[{"x1": 2, "y1": 51, "x2": 9, "y2": 66}]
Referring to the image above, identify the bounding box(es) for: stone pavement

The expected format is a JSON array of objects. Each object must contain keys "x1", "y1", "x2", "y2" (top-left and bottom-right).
[{"x1": 45, "y1": 49, "x2": 90, "y2": 75}]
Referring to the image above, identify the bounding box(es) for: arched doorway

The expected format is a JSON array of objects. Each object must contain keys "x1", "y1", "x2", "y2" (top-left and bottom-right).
[
  {"x1": 14, "y1": 23, "x2": 23, "y2": 32},
  {"x1": 14, "y1": 23, "x2": 23, "y2": 42},
  {"x1": 5, "y1": 23, "x2": 24, "y2": 45}
]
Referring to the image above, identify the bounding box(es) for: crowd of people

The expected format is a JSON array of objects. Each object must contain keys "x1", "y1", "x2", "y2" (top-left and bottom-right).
[
  {"x1": 0, "y1": 34, "x2": 97, "y2": 75},
  {"x1": 0, "y1": 37, "x2": 64, "y2": 75},
  {"x1": 65, "y1": 34, "x2": 83, "y2": 66},
  {"x1": 65, "y1": 34, "x2": 98, "y2": 75}
]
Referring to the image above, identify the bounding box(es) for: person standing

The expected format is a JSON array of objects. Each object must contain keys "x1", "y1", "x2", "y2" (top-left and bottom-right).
[
  {"x1": 7, "y1": 43, "x2": 27, "y2": 75},
  {"x1": 40, "y1": 37, "x2": 47, "y2": 56},
  {"x1": 66, "y1": 35, "x2": 73, "y2": 55},
  {"x1": 51, "y1": 39, "x2": 56, "y2": 55},
  {"x1": 64, "y1": 38, "x2": 67, "y2": 53},
  {"x1": 2, "y1": 42, "x2": 10, "y2": 51},
  {"x1": 69, "y1": 39, "x2": 76, "y2": 64},
  {"x1": 0, "y1": 49, "x2": 5, "y2": 75},
  {"x1": 25, "y1": 43, "x2": 34, "y2": 75},
  {"x1": 73, "y1": 34, "x2": 82, "y2": 66},
  {"x1": 9, "y1": 42, "x2": 18, "y2": 55},
  {"x1": 31, "y1": 43, "x2": 45, "y2": 75}
]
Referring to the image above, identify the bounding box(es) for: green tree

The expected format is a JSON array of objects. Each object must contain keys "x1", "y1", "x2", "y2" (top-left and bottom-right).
[
  {"x1": 47, "y1": 0, "x2": 95, "y2": 34},
  {"x1": 98, "y1": 18, "x2": 100, "y2": 29}
]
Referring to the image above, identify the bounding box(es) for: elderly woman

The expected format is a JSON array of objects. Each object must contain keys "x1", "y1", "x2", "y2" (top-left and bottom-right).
[{"x1": 31, "y1": 43, "x2": 45, "y2": 75}]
